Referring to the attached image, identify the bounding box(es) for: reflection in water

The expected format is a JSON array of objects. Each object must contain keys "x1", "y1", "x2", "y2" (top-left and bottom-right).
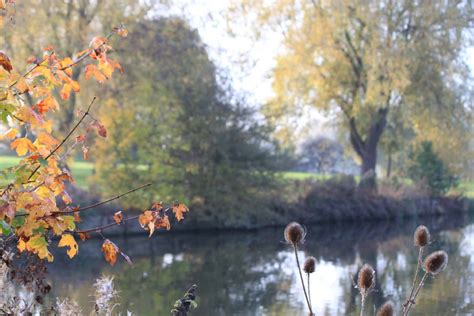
[{"x1": 45, "y1": 214, "x2": 473, "y2": 315}]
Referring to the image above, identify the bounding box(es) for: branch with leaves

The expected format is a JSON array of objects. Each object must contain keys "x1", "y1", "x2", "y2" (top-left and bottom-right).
[{"x1": 0, "y1": 21, "x2": 189, "y2": 267}]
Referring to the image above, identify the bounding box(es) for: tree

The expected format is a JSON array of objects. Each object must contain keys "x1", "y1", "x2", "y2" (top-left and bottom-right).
[
  {"x1": 407, "y1": 141, "x2": 458, "y2": 196},
  {"x1": 93, "y1": 18, "x2": 280, "y2": 228},
  {"x1": 296, "y1": 136, "x2": 348, "y2": 174},
  {"x1": 230, "y1": 0, "x2": 473, "y2": 188}
]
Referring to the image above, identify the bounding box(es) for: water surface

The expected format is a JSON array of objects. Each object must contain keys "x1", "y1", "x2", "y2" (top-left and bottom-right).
[{"x1": 45, "y1": 214, "x2": 474, "y2": 315}]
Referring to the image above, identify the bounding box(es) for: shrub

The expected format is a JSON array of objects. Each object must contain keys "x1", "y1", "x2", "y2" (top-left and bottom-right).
[{"x1": 407, "y1": 141, "x2": 458, "y2": 196}]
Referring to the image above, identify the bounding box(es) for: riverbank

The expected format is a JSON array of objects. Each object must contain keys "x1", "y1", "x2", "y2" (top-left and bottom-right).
[{"x1": 67, "y1": 178, "x2": 474, "y2": 235}]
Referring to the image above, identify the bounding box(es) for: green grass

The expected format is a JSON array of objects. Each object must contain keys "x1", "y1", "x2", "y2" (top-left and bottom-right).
[
  {"x1": 1, "y1": 156, "x2": 473, "y2": 197},
  {"x1": 279, "y1": 171, "x2": 325, "y2": 180},
  {"x1": 0, "y1": 155, "x2": 94, "y2": 189}
]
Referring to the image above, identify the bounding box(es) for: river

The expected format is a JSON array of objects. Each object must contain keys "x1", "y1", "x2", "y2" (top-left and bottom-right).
[{"x1": 42, "y1": 214, "x2": 473, "y2": 315}]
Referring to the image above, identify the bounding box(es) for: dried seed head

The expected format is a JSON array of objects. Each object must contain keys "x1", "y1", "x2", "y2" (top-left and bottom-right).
[
  {"x1": 414, "y1": 225, "x2": 430, "y2": 247},
  {"x1": 303, "y1": 256, "x2": 316, "y2": 274},
  {"x1": 284, "y1": 222, "x2": 305, "y2": 245},
  {"x1": 357, "y1": 264, "x2": 375, "y2": 295},
  {"x1": 376, "y1": 301, "x2": 394, "y2": 316},
  {"x1": 423, "y1": 250, "x2": 448, "y2": 275}
]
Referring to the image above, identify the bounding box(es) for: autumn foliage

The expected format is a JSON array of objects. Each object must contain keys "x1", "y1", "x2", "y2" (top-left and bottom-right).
[{"x1": 0, "y1": 7, "x2": 189, "y2": 266}]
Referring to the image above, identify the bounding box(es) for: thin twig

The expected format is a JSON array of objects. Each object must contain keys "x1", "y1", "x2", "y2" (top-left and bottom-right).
[
  {"x1": 26, "y1": 96, "x2": 97, "y2": 181},
  {"x1": 58, "y1": 31, "x2": 114, "y2": 71},
  {"x1": 75, "y1": 214, "x2": 140, "y2": 234},
  {"x1": 7, "y1": 61, "x2": 46, "y2": 89},
  {"x1": 293, "y1": 245, "x2": 314, "y2": 316},
  {"x1": 61, "y1": 183, "x2": 152, "y2": 214}
]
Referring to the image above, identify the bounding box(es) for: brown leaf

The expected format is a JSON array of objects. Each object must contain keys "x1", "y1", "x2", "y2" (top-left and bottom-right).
[
  {"x1": 155, "y1": 215, "x2": 171, "y2": 231},
  {"x1": 78, "y1": 232, "x2": 90, "y2": 241},
  {"x1": 97, "y1": 123, "x2": 107, "y2": 137},
  {"x1": 0, "y1": 51, "x2": 12, "y2": 73}
]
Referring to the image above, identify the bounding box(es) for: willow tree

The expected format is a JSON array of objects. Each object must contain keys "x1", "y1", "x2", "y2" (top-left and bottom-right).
[{"x1": 231, "y1": 0, "x2": 473, "y2": 186}]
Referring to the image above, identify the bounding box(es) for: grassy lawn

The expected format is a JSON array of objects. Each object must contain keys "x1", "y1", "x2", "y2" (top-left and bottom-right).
[
  {"x1": 1, "y1": 155, "x2": 473, "y2": 197},
  {"x1": 0, "y1": 155, "x2": 94, "y2": 189}
]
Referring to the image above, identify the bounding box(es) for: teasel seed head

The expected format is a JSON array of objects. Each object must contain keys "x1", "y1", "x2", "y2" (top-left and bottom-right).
[
  {"x1": 357, "y1": 264, "x2": 375, "y2": 296},
  {"x1": 376, "y1": 300, "x2": 394, "y2": 316},
  {"x1": 414, "y1": 225, "x2": 430, "y2": 247},
  {"x1": 423, "y1": 250, "x2": 448, "y2": 275},
  {"x1": 303, "y1": 256, "x2": 316, "y2": 274},
  {"x1": 284, "y1": 222, "x2": 305, "y2": 245}
]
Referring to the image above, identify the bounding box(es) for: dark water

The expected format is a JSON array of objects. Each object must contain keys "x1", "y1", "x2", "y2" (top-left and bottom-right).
[{"x1": 42, "y1": 214, "x2": 473, "y2": 315}]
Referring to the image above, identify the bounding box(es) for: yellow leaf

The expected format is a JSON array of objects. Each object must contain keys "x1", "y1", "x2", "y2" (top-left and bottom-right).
[
  {"x1": 17, "y1": 238, "x2": 27, "y2": 253},
  {"x1": 58, "y1": 234, "x2": 78, "y2": 258},
  {"x1": 27, "y1": 235, "x2": 53, "y2": 262},
  {"x1": 10, "y1": 137, "x2": 36, "y2": 156}
]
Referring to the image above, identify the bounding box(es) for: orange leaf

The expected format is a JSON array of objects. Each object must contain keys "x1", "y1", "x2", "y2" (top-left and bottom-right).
[
  {"x1": 60, "y1": 83, "x2": 72, "y2": 100},
  {"x1": 102, "y1": 239, "x2": 118, "y2": 266},
  {"x1": 138, "y1": 210, "x2": 154, "y2": 227},
  {"x1": 37, "y1": 132, "x2": 59, "y2": 148},
  {"x1": 0, "y1": 51, "x2": 12, "y2": 73},
  {"x1": 3, "y1": 128, "x2": 18, "y2": 140},
  {"x1": 84, "y1": 64, "x2": 106, "y2": 83},
  {"x1": 113, "y1": 211, "x2": 123, "y2": 224},
  {"x1": 11, "y1": 137, "x2": 36, "y2": 156},
  {"x1": 36, "y1": 95, "x2": 60, "y2": 114},
  {"x1": 172, "y1": 203, "x2": 189, "y2": 222}
]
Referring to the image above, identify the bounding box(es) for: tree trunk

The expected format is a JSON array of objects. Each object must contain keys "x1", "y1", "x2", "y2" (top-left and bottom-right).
[
  {"x1": 386, "y1": 148, "x2": 392, "y2": 178},
  {"x1": 349, "y1": 108, "x2": 388, "y2": 190}
]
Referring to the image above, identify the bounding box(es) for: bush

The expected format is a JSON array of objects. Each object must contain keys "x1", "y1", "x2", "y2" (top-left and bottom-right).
[{"x1": 407, "y1": 141, "x2": 458, "y2": 196}]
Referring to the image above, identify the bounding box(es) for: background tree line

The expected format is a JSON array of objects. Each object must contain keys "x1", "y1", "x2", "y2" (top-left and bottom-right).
[
  {"x1": 1, "y1": 0, "x2": 472, "y2": 229},
  {"x1": 1, "y1": 0, "x2": 283, "y2": 228}
]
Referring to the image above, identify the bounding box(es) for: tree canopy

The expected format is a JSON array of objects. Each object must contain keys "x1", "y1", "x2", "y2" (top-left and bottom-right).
[
  {"x1": 93, "y1": 17, "x2": 281, "y2": 228},
  {"x1": 231, "y1": 0, "x2": 474, "y2": 185}
]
